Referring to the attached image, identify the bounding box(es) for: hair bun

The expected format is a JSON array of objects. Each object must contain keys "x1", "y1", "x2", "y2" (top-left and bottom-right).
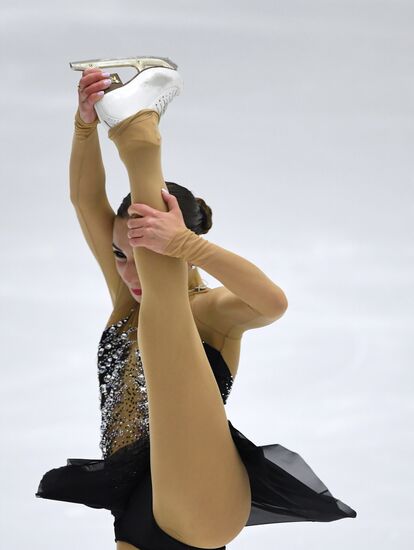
[{"x1": 195, "y1": 197, "x2": 213, "y2": 234}]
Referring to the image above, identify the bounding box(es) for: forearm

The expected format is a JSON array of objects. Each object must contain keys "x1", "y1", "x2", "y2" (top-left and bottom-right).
[
  {"x1": 164, "y1": 227, "x2": 287, "y2": 319},
  {"x1": 69, "y1": 108, "x2": 107, "y2": 206}
]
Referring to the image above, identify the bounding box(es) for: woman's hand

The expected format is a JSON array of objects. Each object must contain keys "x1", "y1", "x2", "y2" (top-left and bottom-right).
[
  {"x1": 127, "y1": 188, "x2": 187, "y2": 255},
  {"x1": 77, "y1": 67, "x2": 113, "y2": 124}
]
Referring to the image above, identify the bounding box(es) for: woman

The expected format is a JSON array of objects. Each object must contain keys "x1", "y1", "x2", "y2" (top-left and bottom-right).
[{"x1": 36, "y1": 57, "x2": 357, "y2": 550}]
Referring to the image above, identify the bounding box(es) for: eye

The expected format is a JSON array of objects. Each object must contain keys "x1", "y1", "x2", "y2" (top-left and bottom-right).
[{"x1": 113, "y1": 250, "x2": 126, "y2": 259}]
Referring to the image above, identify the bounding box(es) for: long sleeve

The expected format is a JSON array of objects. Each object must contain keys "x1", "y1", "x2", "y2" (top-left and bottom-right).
[
  {"x1": 163, "y1": 226, "x2": 288, "y2": 325},
  {"x1": 70, "y1": 108, "x2": 104, "y2": 202},
  {"x1": 69, "y1": 108, "x2": 121, "y2": 306}
]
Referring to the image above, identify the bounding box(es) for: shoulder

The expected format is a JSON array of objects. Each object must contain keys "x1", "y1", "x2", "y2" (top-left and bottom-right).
[
  {"x1": 190, "y1": 288, "x2": 242, "y2": 379},
  {"x1": 191, "y1": 283, "x2": 284, "y2": 337},
  {"x1": 189, "y1": 286, "x2": 232, "y2": 343},
  {"x1": 189, "y1": 285, "x2": 250, "y2": 332},
  {"x1": 189, "y1": 286, "x2": 232, "y2": 334}
]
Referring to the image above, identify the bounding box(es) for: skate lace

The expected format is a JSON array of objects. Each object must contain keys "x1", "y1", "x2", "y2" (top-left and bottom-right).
[{"x1": 154, "y1": 87, "x2": 179, "y2": 116}]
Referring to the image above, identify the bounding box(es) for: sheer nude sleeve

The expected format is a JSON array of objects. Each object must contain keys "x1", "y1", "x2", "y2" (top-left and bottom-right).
[
  {"x1": 163, "y1": 227, "x2": 288, "y2": 338},
  {"x1": 69, "y1": 108, "x2": 122, "y2": 307}
]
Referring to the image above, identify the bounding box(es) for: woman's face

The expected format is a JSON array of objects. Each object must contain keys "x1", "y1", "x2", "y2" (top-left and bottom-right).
[{"x1": 112, "y1": 216, "x2": 191, "y2": 303}]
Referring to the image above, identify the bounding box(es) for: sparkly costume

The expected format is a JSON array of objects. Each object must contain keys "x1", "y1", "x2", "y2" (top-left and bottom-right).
[
  {"x1": 97, "y1": 308, "x2": 233, "y2": 460},
  {"x1": 35, "y1": 108, "x2": 356, "y2": 550},
  {"x1": 97, "y1": 311, "x2": 149, "y2": 459}
]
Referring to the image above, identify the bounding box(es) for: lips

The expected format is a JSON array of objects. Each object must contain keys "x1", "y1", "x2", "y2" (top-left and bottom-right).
[{"x1": 132, "y1": 288, "x2": 142, "y2": 296}]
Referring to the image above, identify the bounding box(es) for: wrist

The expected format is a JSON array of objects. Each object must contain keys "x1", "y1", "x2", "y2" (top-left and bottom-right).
[
  {"x1": 164, "y1": 226, "x2": 199, "y2": 260},
  {"x1": 75, "y1": 107, "x2": 100, "y2": 128}
]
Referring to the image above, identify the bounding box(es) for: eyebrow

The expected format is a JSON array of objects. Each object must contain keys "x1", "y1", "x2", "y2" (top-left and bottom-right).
[{"x1": 112, "y1": 243, "x2": 123, "y2": 252}]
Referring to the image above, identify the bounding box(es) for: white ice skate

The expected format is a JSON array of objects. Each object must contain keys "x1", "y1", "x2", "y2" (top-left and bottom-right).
[{"x1": 69, "y1": 56, "x2": 183, "y2": 130}]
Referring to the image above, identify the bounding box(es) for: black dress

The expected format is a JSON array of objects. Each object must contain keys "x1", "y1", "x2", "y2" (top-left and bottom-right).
[{"x1": 35, "y1": 308, "x2": 357, "y2": 549}]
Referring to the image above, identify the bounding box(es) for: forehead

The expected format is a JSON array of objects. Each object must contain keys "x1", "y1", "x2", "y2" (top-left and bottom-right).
[{"x1": 113, "y1": 216, "x2": 130, "y2": 248}]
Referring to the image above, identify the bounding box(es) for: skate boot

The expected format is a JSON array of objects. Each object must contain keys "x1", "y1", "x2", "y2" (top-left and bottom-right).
[{"x1": 69, "y1": 56, "x2": 183, "y2": 130}]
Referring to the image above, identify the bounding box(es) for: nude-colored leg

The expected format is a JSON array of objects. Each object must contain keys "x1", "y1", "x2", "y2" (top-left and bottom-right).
[{"x1": 108, "y1": 110, "x2": 251, "y2": 548}]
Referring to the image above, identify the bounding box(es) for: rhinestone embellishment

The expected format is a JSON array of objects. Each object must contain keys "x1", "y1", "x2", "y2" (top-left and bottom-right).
[
  {"x1": 97, "y1": 309, "x2": 149, "y2": 459},
  {"x1": 97, "y1": 309, "x2": 234, "y2": 459}
]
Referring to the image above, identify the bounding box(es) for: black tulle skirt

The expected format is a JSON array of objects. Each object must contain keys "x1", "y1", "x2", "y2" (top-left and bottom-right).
[{"x1": 35, "y1": 420, "x2": 356, "y2": 549}]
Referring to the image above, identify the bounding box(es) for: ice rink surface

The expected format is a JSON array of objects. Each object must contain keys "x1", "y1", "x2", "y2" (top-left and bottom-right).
[{"x1": 1, "y1": 1, "x2": 412, "y2": 548}]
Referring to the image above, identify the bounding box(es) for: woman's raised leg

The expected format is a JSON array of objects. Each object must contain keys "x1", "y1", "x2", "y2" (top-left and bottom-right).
[{"x1": 108, "y1": 110, "x2": 251, "y2": 549}]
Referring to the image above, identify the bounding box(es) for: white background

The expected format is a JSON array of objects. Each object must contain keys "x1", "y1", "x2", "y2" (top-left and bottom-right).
[{"x1": 1, "y1": 1, "x2": 412, "y2": 548}]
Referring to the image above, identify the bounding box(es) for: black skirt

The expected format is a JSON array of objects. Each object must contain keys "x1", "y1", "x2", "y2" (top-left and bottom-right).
[{"x1": 35, "y1": 420, "x2": 357, "y2": 549}]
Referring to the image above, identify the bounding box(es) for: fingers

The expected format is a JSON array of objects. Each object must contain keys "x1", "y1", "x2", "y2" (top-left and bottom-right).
[
  {"x1": 127, "y1": 227, "x2": 145, "y2": 240},
  {"x1": 77, "y1": 67, "x2": 112, "y2": 103},
  {"x1": 127, "y1": 218, "x2": 145, "y2": 230},
  {"x1": 127, "y1": 203, "x2": 158, "y2": 219}
]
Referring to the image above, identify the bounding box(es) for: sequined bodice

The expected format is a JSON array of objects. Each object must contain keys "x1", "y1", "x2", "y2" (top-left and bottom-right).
[{"x1": 97, "y1": 308, "x2": 234, "y2": 460}]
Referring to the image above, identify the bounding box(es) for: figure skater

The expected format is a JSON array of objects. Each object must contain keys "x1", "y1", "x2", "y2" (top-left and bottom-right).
[{"x1": 36, "y1": 56, "x2": 356, "y2": 550}]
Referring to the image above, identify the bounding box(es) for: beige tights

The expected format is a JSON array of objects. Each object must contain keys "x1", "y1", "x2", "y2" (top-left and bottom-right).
[{"x1": 108, "y1": 110, "x2": 251, "y2": 549}]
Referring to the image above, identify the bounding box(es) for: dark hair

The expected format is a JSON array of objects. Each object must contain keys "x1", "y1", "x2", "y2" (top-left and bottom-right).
[{"x1": 116, "y1": 181, "x2": 213, "y2": 235}]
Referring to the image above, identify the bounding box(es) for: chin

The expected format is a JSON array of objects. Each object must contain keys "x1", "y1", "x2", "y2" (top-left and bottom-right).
[{"x1": 130, "y1": 290, "x2": 142, "y2": 303}]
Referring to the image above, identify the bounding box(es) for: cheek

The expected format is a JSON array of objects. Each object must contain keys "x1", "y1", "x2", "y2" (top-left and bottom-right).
[
  {"x1": 115, "y1": 261, "x2": 125, "y2": 277},
  {"x1": 115, "y1": 260, "x2": 140, "y2": 284}
]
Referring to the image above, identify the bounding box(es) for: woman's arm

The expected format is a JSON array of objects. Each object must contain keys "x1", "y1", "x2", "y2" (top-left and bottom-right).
[
  {"x1": 69, "y1": 108, "x2": 121, "y2": 307},
  {"x1": 163, "y1": 227, "x2": 288, "y2": 335}
]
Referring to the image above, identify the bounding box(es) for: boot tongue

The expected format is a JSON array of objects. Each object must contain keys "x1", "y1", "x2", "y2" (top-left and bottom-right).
[{"x1": 103, "y1": 73, "x2": 124, "y2": 95}]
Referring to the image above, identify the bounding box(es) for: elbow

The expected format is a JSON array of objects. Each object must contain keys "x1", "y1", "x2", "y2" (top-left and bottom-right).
[
  {"x1": 267, "y1": 289, "x2": 288, "y2": 321},
  {"x1": 69, "y1": 188, "x2": 78, "y2": 206}
]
